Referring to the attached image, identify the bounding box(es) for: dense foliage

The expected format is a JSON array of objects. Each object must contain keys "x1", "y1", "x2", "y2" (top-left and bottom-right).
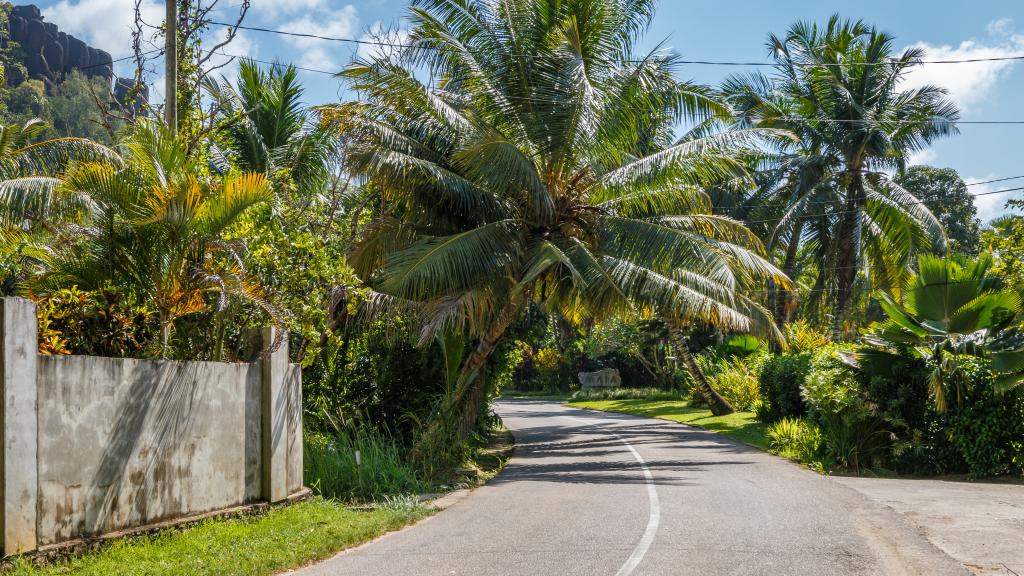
[{"x1": 0, "y1": 0, "x2": 1019, "y2": 495}]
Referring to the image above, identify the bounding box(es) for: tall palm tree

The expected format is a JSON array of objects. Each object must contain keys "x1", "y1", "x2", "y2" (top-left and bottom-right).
[
  {"x1": 335, "y1": 0, "x2": 788, "y2": 437},
  {"x1": 205, "y1": 60, "x2": 337, "y2": 195},
  {"x1": 33, "y1": 119, "x2": 276, "y2": 354},
  {"x1": 730, "y1": 17, "x2": 960, "y2": 339}
]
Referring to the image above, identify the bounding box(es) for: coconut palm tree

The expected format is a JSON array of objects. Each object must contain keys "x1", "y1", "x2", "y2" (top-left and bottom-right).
[
  {"x1": 33, "y1": 119, "x2": 276, "y2": 354},
  {"x1": 861, "y1": 254, "x2": 1024, "y2": 411},
  {"x1": 336, "y1": 0, "x2": 788, "y2": 437},
  {"x1": 731, "y1": 17, "x2": 960, "y2": 339}
]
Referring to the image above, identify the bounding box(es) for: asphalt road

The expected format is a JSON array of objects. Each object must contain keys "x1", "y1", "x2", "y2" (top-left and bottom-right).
[{"x1": 294, "y1": 400, "x2": 968, "y2": 576}]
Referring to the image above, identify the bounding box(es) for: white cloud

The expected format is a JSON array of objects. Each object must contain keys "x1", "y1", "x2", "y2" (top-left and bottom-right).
[
  {"x1": 908, "y1": 148, "x2": 937, "y2": 166},
  {"x1": 43, "y1": 0, "x2": 163, "y2": 61},
  {"x1": 903, "y1": 20, "x2": 1024, "y2": 112},
  {"x1": 207, "y1": 29, "x2": 257, "y2": 74},
  {"x1": 987, "y1": 18, "x2": 1014, "y2": 37},
  {"x1": 357, "y1": 23, "x2": 410, "y2": 61},
  {"x1": 43, "y1": 0, "x2": 258, "y2": 82},
  {"x1": 966, "y1": 175, "x2": 1024, "y2": 224},
  {"x1": 251, "y1": 0, "x2": 334, "y2": 22},
  {"x1": 278, "y1": 5, "x2": 359, "y2": 72}
]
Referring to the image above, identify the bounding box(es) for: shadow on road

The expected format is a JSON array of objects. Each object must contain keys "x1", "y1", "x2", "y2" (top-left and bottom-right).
[{"x1": 492, "y1": 402, "x2": 757, "y2": 487}]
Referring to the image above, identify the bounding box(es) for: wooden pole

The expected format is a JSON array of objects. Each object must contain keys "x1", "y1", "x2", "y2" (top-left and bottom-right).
[{"x1": 164, "y1": 0, "x2": 177, "y2": 131}]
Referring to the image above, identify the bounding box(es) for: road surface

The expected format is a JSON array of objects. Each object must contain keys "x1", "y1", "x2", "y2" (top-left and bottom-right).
[{"x1": 294, "y1": 400, "x2": 967, "y2": 575}]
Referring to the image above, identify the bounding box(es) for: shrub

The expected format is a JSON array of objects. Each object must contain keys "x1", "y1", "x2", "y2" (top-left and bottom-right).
[
  {"x1": 533, "y1": 346, "x2": 566, "y2": 390},
  {"x1": 724, "y1": 334, "x2": 764, "y2": 356},
  {"x1": 802, "y1": 347, "x2": 868, "y2": 420},
  {"x1": 943, "y1": 357, "x2": 1024, "y2": 479},
  {"x1": 35, "y1": 287, "x2": 157, "y2": 358},
  {"x1": 568, "y1": 387, "x2": 683, "y2": 402},
  {"x1": 304, "y1": 317, "x2": 447, "y2": 444},
  {"x1": 709, "y1": 357, "x2": 762, "y2": 411},
  {"x1": 802, "y1": 347, "x2": 888, "y2": 472},
  {"x1": 783, "y1": 321, "x2": 830, "y2": 353},
  {"x1": 767, "y1": 417, "x2": 822, "y2": 464},
  {"x1": 757, "y1": 352, "x2": 813, "y2": 423},
  {"x1": 304, "y1": 429, "x2": 428, "y2": 503}
]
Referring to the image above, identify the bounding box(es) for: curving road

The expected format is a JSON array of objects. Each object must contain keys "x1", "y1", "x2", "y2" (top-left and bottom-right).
[{"x1": 294, "y1": 400, "x2": 968, "y2": 576}]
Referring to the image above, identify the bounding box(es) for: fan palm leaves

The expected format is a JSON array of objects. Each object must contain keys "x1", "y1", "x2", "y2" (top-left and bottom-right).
[
  {"x1": 335, "y1": 0, "x2": 789, "y2": 435},
  {"x1": 33, "y1": 119, "x2": 275, "y2": 354},
  {"x1": 860, "y1": 255, "x2": 1024, "y2": 411},
  {"x1": 727, "y1": 16, "x2": 959, "y2": 338}
]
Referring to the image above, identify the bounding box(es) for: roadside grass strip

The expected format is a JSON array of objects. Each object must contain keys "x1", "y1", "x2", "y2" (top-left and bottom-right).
[
  {"x1": 5, "y1": 498, "x2": 432, "y2": 576},
  {"x1": 568, "y1": 399, "x2": 769, "y2": 450}
]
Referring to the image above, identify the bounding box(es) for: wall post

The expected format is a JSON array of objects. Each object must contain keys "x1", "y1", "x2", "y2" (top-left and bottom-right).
[
  {"x1": 260, "y1": 327, "x2": 289, "y2": 503},
  {"x1": 0, "y1": 298, "x2": 38, "y2": 555}
]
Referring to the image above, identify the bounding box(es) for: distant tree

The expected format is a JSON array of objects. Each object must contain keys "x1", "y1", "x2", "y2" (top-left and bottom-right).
[
  {"x1": 983, "y1": 201, "x2": 1024, "y2": 291},
  {"x1": 0, "y1": 78, "x2": 47, "y2": 122},
  {"x1": 0, "y1": 73, "x2": 119, "y2": 145},
  {"x1": 896, "y1": 166, "x2": 980, "y2": 256}
]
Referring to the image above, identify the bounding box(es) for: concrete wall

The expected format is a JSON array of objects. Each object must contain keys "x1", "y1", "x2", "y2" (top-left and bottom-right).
[{"x1": 0, "y1": 299, "x2": 303, "y2": 555}]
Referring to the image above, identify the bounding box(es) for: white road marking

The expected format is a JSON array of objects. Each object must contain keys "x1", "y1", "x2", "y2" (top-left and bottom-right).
[{"x1": 568, "y1": 416, "x2": 661, "y2": 576}]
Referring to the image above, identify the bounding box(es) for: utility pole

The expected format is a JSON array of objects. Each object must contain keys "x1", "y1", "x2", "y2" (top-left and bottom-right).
[{"x1": 164, "y1": 0, "x2": 177, "y2": 132}]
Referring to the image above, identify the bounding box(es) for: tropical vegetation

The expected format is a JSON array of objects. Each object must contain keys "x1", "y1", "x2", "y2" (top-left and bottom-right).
[{"x1": 0, "y1": 4, "x2": 1019, "y2": 554}]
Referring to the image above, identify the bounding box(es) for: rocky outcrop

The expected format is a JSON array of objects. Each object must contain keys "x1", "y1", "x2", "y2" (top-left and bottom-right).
[{"x1": 6, "y1": 4, "x2": 113, "y2": 89}]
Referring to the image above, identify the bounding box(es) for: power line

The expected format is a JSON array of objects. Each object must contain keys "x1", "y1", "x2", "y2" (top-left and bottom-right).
[
  {"x1": 211, "y1": 50, "x2": 341, "y2": 76},
  {"x1": 201, "y1": 48, "x2": 1024, "y2": 213},
  {"x1": 210, "y1": 21, "x2": 1024, "y2": 68},
  {"x1": 730, "y1": 185, "x2": 1024, "y2": 227},
  {"x1": 966, "y1": 175, "x2": 1024, "y2": 187},
  {"x1": 203, "y1": 54, "x2": 1024, "y2": 126},
  {"x1": 205, "y1": 50, "x2": 1024, "y2": 126},
  {"x1": 65, "y1": 47, "x2": 164, "y2": 74}
]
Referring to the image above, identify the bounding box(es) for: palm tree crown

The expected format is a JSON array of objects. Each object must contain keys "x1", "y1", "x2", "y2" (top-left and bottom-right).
[
  {"x1": 336, "y1": 0, "x2": 787, "y2": 433},
  {"x1": 726, "y1": 16, "x2": 960, "y2": 337}
]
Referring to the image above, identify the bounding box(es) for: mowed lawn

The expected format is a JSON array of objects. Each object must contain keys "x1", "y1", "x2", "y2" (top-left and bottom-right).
[
  {"x1": 568, "y1": 399, "x2": 768, "y2": 450},
  {"x1": 7, "y1": 499, "x2": 431, "y2": 576}
]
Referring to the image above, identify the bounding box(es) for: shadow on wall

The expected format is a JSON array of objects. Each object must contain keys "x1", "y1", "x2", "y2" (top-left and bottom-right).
[
  {"x1": 85, "y1": 362, "x2": 202, "y2": 536},
  {"x1": 37, "y1": 357, "x2": 263, "y2": 544}
]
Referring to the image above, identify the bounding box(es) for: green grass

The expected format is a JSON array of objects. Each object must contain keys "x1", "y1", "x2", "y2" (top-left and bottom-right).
[
  {"x1": 6, "y1": 498, "x2": 432, "y2": 576},
  {"x1": 568, "y1": 399, "x2": 769, "y2": 450},
  {"x1": 567, "y1": 388, "x2": 684, "y2": 402},
  {"x1": 305, "y1": 430, "x2": 429, "y2": 502},
  {"x1": 498, "y1": 390, "x2": 569, "y2": 401}
]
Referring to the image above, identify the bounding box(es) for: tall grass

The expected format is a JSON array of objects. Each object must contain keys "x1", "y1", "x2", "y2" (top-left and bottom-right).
[
  {"x1": 766, "y1": 417, "x2": 822, "y2": 464},
  {"x1": 708, "y1": 358, "x2": 761, "y2": 411},
  {"x1": 568, "y1": 387, "x2": 683, "y2": 402},
  {"x1": 305, "y1": 429, "x2": 428, "y2": 503}
]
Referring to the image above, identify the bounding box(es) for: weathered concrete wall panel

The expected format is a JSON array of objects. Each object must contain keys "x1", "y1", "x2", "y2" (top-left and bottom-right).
[
  {"x1": 0, "y1": 297, "x2": 302, "y2": 554},
  {"x1": 286, "y1": 365, "x2": 303, "y2": 495},
  {"x1": 1, "y1": 298, "x2": 39, "y2": 555},
  {"x1": 35, "y1": 357, "x2": 263, "y2": 545}
]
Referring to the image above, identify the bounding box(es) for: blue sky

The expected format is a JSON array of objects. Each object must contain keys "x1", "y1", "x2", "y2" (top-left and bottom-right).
[{"x1": 34, "y1": 0, "x2": 1024, "y2": 221}]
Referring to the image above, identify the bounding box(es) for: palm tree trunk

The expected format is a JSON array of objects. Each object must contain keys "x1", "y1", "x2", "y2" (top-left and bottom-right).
[
  {"x1": 159, "y1": 309, "x2": 172, "y2": 358},
  {"x1": 450, "y1": 295, "x2": 526, "y2": 437},
  {"x1": 775, "y1": 218, "x2": 804, "y2": 325},
  {"x1": 833, "y1": 171, "x2": 865, "y2": 341},
  {"x1": 667, "y1": 321, "x2": 734, "y2": 416}
]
